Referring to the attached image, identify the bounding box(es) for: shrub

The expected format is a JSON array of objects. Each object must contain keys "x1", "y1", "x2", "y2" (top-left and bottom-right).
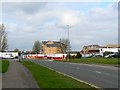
[{"x1": 76, "y1": 52, "x2": 82, "y2": 58}]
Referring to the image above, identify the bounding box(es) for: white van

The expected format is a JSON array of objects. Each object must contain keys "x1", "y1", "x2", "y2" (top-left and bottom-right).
[{"x1": 1, "y1": 52, "x2": 18, "y2": 59}]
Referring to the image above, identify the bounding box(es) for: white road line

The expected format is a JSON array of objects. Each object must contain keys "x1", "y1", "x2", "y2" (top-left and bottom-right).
[
  {"x1": 95, "y1": 71, "x2": 102, "y2": 74},
  {"x1": 76, "y1": 67, "x2": 80, "y2": 69},
  {"x1": 95, "y1": 71, "x2": 118, "y2": 77},
  {"x1": 66, "y1": 62, "x2": 118, "y2": 70}
]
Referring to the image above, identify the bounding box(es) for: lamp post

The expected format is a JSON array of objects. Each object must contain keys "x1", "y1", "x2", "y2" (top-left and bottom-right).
[{"x1": 67, "y1": 25, "x2": 70, "y2": 61}]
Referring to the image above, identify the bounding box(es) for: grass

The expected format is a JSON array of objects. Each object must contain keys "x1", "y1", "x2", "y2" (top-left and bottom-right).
[
  {"x1": 55, "y1": 58, "x2": 119, "y2": 65},
  {"x1": 21, "y1": 61, "x2": 97, "y2": 89},
  {"x1": 0, "y1": 60, "x2": 9, "y2": 73}
]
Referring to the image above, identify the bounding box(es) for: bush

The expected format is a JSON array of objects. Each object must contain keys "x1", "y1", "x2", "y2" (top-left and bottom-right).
[{"x1": 76, "y1": 52, "x2": 82, "y2": 58}]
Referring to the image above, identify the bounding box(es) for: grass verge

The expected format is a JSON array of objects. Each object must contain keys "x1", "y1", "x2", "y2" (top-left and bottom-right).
[
  {"x1": 0, "y1": 60, "x2": 9, "y2": 73},
  {"x1": 21, "y1": 61, "x2": 98, "y2": 89},
  {"x1": 55, "y1": 58, "x2": 119, "y2": 65}
]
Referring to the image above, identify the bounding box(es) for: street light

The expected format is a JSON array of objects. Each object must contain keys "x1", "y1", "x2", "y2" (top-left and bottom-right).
[{"x1": 67, "y1": 25, "x2": 70, "y2": 61}]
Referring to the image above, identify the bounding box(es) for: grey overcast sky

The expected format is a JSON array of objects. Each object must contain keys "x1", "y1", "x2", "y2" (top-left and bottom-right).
[{"x1": 1, "y1": 0, "x2": 118, "y2": 51}]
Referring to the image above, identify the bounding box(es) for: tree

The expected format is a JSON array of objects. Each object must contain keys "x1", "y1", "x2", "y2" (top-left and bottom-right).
[
  {"x1": 76, "y1": 52, "x2": 82, "y2": 58},
  {"x1": 14, "y1": 48, "x2": 20, "y2": 52},
  {"x1": 32, "y1": 40, "x2": 41, "y2": 54},
  {"x1": 0, "y1": 24, "x2": 8, "y2": 51},
  {"x1": 59, "y1": 38, "x2": 71, "y2": 53}
]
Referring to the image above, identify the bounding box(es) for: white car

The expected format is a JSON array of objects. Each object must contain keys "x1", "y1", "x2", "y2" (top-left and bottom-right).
[
  {"x1": 105, "y1": 54, "x2": 114, "y2": 58},
  {"x1": 3, "y1": 54, "x2": 14, "y2": 59}
]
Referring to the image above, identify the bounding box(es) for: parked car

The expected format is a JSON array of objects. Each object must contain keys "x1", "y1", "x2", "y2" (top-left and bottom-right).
[
  {"x1": 113, "y1": 52, "x2": 120, "y2": 58},
  {"x1": 105, "y1": 52, "x2": 120, "y2": 58},
  {"x1": 92, "y1": 55, "x2": 103, "y2": 58},
  {"x1": 3, "y1": 54, "x2": 14, "y2": 59}
]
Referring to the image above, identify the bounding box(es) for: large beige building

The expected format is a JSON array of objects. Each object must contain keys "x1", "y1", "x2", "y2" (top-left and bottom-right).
[
  {"x1": 42, "y1": 41, "x2": 65, "y2": 54},
  {"x1": 82, "y1": 44, "x2": 101, "y2": 55},
  {"x1": 81, "y1": 44, "x2": 120, "y2": 55},
  {"x1": 102, "y1": 44, "x2": 120, "y2": 48}
]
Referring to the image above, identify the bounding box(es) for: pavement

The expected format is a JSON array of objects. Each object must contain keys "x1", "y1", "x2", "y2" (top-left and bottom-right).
[
  {"x1": 2, "y1": 60, "x2": 39, "y2": 88},
  {"x1": 0, "y1": 73, "x2": 2, "y2": 90},
  {"x1": 28, "y1": 59, "x2": 119, "y2": 89}
]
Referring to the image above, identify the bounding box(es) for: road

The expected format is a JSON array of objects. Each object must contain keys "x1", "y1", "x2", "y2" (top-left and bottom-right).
[{"x1": 28, "y1": 59, "x2": 118, "y2": 89}]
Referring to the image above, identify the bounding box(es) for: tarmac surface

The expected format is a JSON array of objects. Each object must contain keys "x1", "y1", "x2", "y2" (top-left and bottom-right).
[
  {"x1": 28, "y1": 59, "x2": 119, "y2": 89},
  {"x1": 2, "y1": 60, "x2": 39, "y2": 88}
]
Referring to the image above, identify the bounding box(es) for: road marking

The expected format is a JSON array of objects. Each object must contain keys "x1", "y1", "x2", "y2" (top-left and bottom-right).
[
  {"x1": 76, "y1": 67, "x2": 80, "y2": 69},
  {"x1": 66, "y1": 62, "x2": 118, "y2": 70},
  {"x1": 95, "y1": 70, "x2": 118, "y2": 77},
  {"x1": 96, "y1": 71, "x2": 102, "y2": 74}
]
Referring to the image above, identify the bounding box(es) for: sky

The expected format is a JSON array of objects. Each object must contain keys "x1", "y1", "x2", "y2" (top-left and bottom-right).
[{"x1": 1, "y1": 0, "x2": 118, "y2": 51}]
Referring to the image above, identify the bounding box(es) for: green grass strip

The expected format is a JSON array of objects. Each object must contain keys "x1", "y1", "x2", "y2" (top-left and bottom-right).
[
  {"x1": 0, "y1": 60, "x2": 9, "y2": 73},
  {"x1": 55, "y1": 58, "x2": 119, "y2": 65},
  {"x1": 21, "y1": 61, "x2": 97, "y2": 89}
]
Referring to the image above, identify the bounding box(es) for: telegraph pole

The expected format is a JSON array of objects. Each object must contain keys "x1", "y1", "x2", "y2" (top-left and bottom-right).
[{"x1": 67, "y1": 25, "x2": 70, "y2": 61}]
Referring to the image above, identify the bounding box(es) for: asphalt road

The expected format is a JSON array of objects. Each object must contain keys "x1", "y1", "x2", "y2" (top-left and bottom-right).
[{"x1": 28, "y1": 59, "x2": 119, "y2": 89}]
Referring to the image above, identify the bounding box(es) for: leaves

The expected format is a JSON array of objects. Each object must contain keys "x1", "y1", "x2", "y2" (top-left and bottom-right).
[
  {"x1": 0, "y1": 24, "x2": 8, "y2": 51},
  {"x1": 32, "y1": 40, "x2": 41, "y2": 54},
  {"x1": 59, "y1": 38, "x2": 71, "y2": 53}
]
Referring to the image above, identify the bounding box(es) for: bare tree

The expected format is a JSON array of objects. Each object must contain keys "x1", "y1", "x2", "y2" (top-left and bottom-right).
[
  {"x1": 60, "y1": 38, "x2": 71, "y2": 53},
  {"x1": 0, "y1": 24, "x2": 8, "y2": 51},
  {"x1": 32, "y1": 40, "x2": 41, "y2": 54}
]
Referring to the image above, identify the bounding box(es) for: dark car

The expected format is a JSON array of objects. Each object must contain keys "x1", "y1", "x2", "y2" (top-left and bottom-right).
[
  {"x1": 113, "y1": 52, "x2": 120, "y2": 58},
  {"x1": 105, "y1": 52, "x2": 120, "y2": 58}
]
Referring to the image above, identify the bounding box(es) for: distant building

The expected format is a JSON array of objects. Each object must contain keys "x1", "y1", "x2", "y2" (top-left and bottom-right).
[
  {"x1": 42, "y1": 41, "x2": 65, "y2": 54},
  {"x1": 99, "y1": 44, "x2": 120, "y2": 55},
  {"x1": 82, "y1": 44, "x2": 101, "y2": 55},
  {"x1": 102, "y1": 44, "x2": 120, "y2": 48},
  {"x1": 81, "y1": 44, "x2": 120, "y2": 57}
]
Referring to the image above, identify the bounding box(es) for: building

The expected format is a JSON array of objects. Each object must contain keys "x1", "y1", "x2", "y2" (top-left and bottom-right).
[
  {"x1": 99, "y1": 44, "x2": 120, "y2": 55},
  {"x1": 42, "y1": 41, "x2": 65, "y2": 54},
  {"x1": 102, "y1": 44, "x2": 120, "y2": 48},
  {"x1": 81, "y1": 44, "x2": 120, "y2": 57},
  {"x1": 82, "y1": 44, "x2": 101, "y2": 56}
]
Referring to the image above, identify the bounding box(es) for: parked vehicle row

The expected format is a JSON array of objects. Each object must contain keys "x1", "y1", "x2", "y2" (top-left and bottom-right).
[
  {"x1": 83, "y1": 52, "x2": 120, "y2": 58},
  {"x1": 104, "y1": 52, "x2": 120, "y2": 58},
  {"x1": 0, "y1": 52, "x2": 19, "y2": 59}
]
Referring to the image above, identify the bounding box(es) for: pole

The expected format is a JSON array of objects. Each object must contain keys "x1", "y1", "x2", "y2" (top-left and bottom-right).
[{"x1": 67, "y1": 25, "x2": 69, "y2": 61}]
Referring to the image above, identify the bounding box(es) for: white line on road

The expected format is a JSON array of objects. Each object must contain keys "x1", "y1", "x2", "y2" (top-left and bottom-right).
[
  {"x1": 76, "y1": 67, "x2": 80, "y2": 69},
  {"x1": 95, "y1": 71, "x2": 102, "y2": 74},
  {"x1": 66, "y1": 62, "x2": 118, "y2": 70}
]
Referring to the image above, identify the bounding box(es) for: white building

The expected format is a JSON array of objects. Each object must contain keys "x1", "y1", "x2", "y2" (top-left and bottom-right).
[
  {"x1": 99, "y1": 48, "x2": 120, "y2": 56},
  {"x1": 81, "y1": 44, "x2": 120, "y2": 57}
]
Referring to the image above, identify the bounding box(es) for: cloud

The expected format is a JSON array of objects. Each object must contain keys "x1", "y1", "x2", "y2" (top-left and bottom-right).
[
  {"x1": 89, "y1": 6, "x2": 117, "y2": 22},
  {"x1": 2, "y1": 2, "x2": 118, "y2": 50},
  {"x1": 2, "y1": 2, "x2": 47, "y2": 14},
  {"x1": 56, "y1": 10, "x2": 80, "y2": 27}
]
